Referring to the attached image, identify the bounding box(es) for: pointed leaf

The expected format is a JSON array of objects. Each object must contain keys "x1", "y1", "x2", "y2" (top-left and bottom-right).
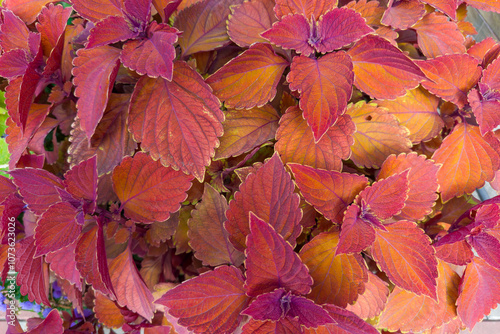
[
  {"x1": 69, "y1": 94, "x2": 137, "y2": 175},
  {"x1": 245, "y1": 213, "x2": 313, "y2": 297},
  {"x1": 376, "y1": 86, "x2": 443, "y2": 143},
  {"x1": 371, "y1": 221, "x2": 438, "y2": 299},
  {"x1": 121, "y1": 22, "x2": 179, "y2": 81},
  {"x1": 25, "y1": 309, "x2": 63, "y2": 334},
  {"x1": 457, "y1": 256, "x2": 500, "y2": 330},
  {"x1": 64, "y1": 156, "x2": 98, "y2": 209},
  {"x1": 305, "y1": 304, "x2": 379, "y2": 334},
  {"x1": 94, "y1": 291, "x2": 126, "y2": 329},
  {"x1": 286, "y1": 295, "x2": 335, "y2": 328},
  {"x1": 432, "y1": 123, "x2": 500, "y2": 202},
  {"x1": 417, "y1": 54, "x2": 482, "y2": 108},
  {"x1": 289, "y1": 163, "x2": 368, "y2": 223},
  {"x1": 174, "y1": 0, "x2": 243, "y2": 56},
  {"x1": 469, "y1": 87, "x2": 500, "y2": 136},
  {"x1": 225, "y1": 153, "x2": 302, "y2": 251},
  {"x1": 347, "y1": 34, "x2": 426, "y2": 99},
  {"x1": 315, "y1": 8, "x2": 373, "y2": 53},
  {"x1": 299, "y1": 231, "x2": 368, "y2": 307},
  {"x1": 215, "y1": 104, "x2": 279, "y2": 160},
  {"x1": 112, "y1": 152, "x2": 193, "y2": 223},
  {"x1": 482, "y1": 55, "x2": 500, "y2": 91},
  {"x1": 207, "y1": 43, "x2": 288, "y2": 109},
  {"x1": 72, "y1": 45, "x2": 121, "y2": 141},
  {"x1": 261, "y1": 14, "x2": 314, "y2": 56},
  {"x1": 377, "y1": 153, "x2": 439, "y2": 221},
  {"x1": 465, "y1": 0, "x2": 500, "y2": 13},
  {"x1": 87, "y1": 16, "x2": 138, "y2": 49},
  {"x1": 35, "y1": 4, "x2": 72, "y2": 56},
  {"x1": 228, "y1": 0, "x2": 277, "y2": 47},
  {"x1": 468, "y1": 232, "x2": 500, "y2": 270},
  {"x1": 336, "y1": 203, "x2": 377, "y2": 255},
  {"x1": 109, "y1": 246, "x2": 155, "y2": 320},
  {"x1": 276, "y1": 107, "x2": 355, "y2": 171},
  {"x1": 420, "y1": 0, "x2": 457, "y2": 19},
  {"x1": 15, "y1": 236, "x2": 50, "y2": 306},
  {"x1": 346, "y1": 101, "x2": 412, "y2": 168},
  {"x1": 413, "y1": 12, "x2": 466, "y2": 59},
  {"x1": 188, "y1": 184, "x2": 244, "y2": 266},
  {"x1": 274, "y1": 0, "x2": 337, "y2": 20},
  {"x1": 10, "y1": 168, "x2": 64, "y2": 215},
  {"x1": 45, "y1": 241, "x2": 82, "y2": 290},
  {"x1": 346, "y1": 271, "x2": 389, "y2": 319},
  {"x1": 34, "y1": 202, "x2": 81, "y2": 257},
  {"x1": 129, "y1": 61, "x2": 224, "y2": 181},
  {"x1": 70, "y1": 0, "x2": 123, "y2": 22},
  {"x1": 287, "y1": 52, "x2": 353, "y2": 141},
  {"x1": 156, "y1": 265, "x2": 250, "y2": 333},
  {"x1": 75, "y1": 224, "x2": 114, "y2": 297},
  {"x1": 0, "y1": 9, "x2": 31, "y2": 52},
  {"x1": 381, "y1": 0, "x2": 425, "y2": 30}
]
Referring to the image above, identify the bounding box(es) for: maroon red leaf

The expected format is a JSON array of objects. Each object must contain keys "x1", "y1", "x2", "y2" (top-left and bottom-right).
[
  {"x1": 112, "y1": 152, "x2": 193, "y2": 223},
  {"x1": 10, "y1": 168, "x2": 64, "y2": 216},
  {"x1": 128, "y1": 61, "x2": 224, "y2": 181},
  {"x1": 435, "y1": 239, "x2": 474, "y2": 266},
  {"x1": 72, "y1": 45, "x2": 121, "y2": 141},
  {"x1": 63, "y1": 155, "x2": 98, "y2": 210},
  {"x1": 242, "y1": 318, "x2": 302, "y2": 334},
  {"x1": 24, "y1": 309, "x2": 63, "y2": 334},
  {"x1": 109, "y1": 246, "x2": 155, "y2": 320},
  {"x1": 468, "y1": 232, "x2": 500, "y2": 270},
  {"x1": 35, "y1": 3, "x2": 72, "y2": 56},
  {"x1": 261, "y1": 14, "x2": 313, "y2": 55},
  {"x1": 225, "y1": 153, "x2": 302, "y2": 251},
  {"x1": 87, "y1": 16, "x2": 139, "y2": 49},
  {"x1": 245, "y1": 213, "x2": 313, "y2": 297},
  {"x1": 45, "y1": 241, "x2": 82, "y2": 290},
  {"x1": 156, "y1": 265, "x2": 250, "y2": 333},
  {"x1": 70, "y1": 0, "x2": 123, "y2": 22},
  {"x1": 15, "y1": 236, "x2": 50, "y2": 306},
  {"x1": 34, "y1": 202, "x2": 82, "y2": 257},
  {"x1": 287, "y1": 52, "x2": 353, "y2": 142}
]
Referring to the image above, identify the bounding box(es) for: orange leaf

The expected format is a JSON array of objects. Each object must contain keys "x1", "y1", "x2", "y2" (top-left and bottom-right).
[
  {"x1": 420, "y1": 0, "x2": 457, "y2": 19},
  {"x1": 346, "y1": 101, "x2": 412, "y2": 169},
  {"x1": 214, "y1": 105, "x2": 279, "y2": 160},
  {"x1": 482, "y1": 54, "x2": 500, "y2": 91},
  {"x1": 188, "y1": 184, "x2": 244, "y2": 266},
  {"x1": 371, "y1": 221, "x2": 438, "y2": 299},
  {"x1": 381, "y1": 0, "x2": 425, "y2": 30},
  {"x1": 417, "y1": 54, "x2": 482, "y2": 108},
  {"x1": 345, "y1": 0, "x2": 384, "y2": 26},
  {"x1": 465, "y1": 0, "x2": 500, "y2": 13},
  {"x1": 228, "y1": 0, "x2": 277, "y2": 47},
  {"x1": 206, "y1": 43, "x2": 288, "y2": 109},
  {"x1": 346, "y1": 271, "x2": 389, "y2": 319},
  {"x1": 457, "y1": 257, "x2": 500, "y2": 330},
  {"x1": 287, "y1": 52, "x2": 353, "y2": 141},
  {"x1": 275, "y1": 106, "x2": 355, "y2": 171},
  {"x1": 378, "y1": 260, "x2": 459, "y2": 332},
  {"x1": 377, "y1": 153, "x2": 439, "y2": 221},
  {"x1": 289, "y1": 163, "x2": 369, "y2": 223},
  {"x1": 347, "y1": 34, "x2": 426, "y2": 100},
  {"x1": 274, "y1": 0, "x2": 337, "y2": 20},
  {"x1": 112, "y1": 152, "x2": 193, "y2": 223},
  {"x1": 299, "y1": 231, "x2": 368, "y2": 307},
  {"x1": 109, "y1": 246, "x2": 155, "y2": 321},
  {"x1": 413, "y1": 12, "x2": 466, "y2": 59},
  {"x1": 128, "y1": 61, "x2": 224, "y2": 181},
  {"x1": 174, "y1": 0, "x2": 243, "y2": 56},
  {"x1": 376, "y1": 86, "x2": 443, "y2": 143},
  {"x1": 432, "y1": 123, "x2": 500, "y2": 202},
  {"x1": 3, "y1": 0, "x2": 56, "y2": 24},
  {"x1": 94, "y1": 291, "x2": 126, "y2": 329},
  {"x1": 225, "y1": 153, "x2": 302, "y2": 251}
]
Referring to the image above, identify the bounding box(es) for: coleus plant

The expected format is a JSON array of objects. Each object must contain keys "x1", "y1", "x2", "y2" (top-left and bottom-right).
[{"x1": 0, "y1": 0, "x2": 500, "y2": 333}]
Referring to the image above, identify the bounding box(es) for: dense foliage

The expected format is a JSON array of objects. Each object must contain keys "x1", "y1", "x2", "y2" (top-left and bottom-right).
[{"x1": 1, "y1": 0, "x2": 500, "y2": 333}]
